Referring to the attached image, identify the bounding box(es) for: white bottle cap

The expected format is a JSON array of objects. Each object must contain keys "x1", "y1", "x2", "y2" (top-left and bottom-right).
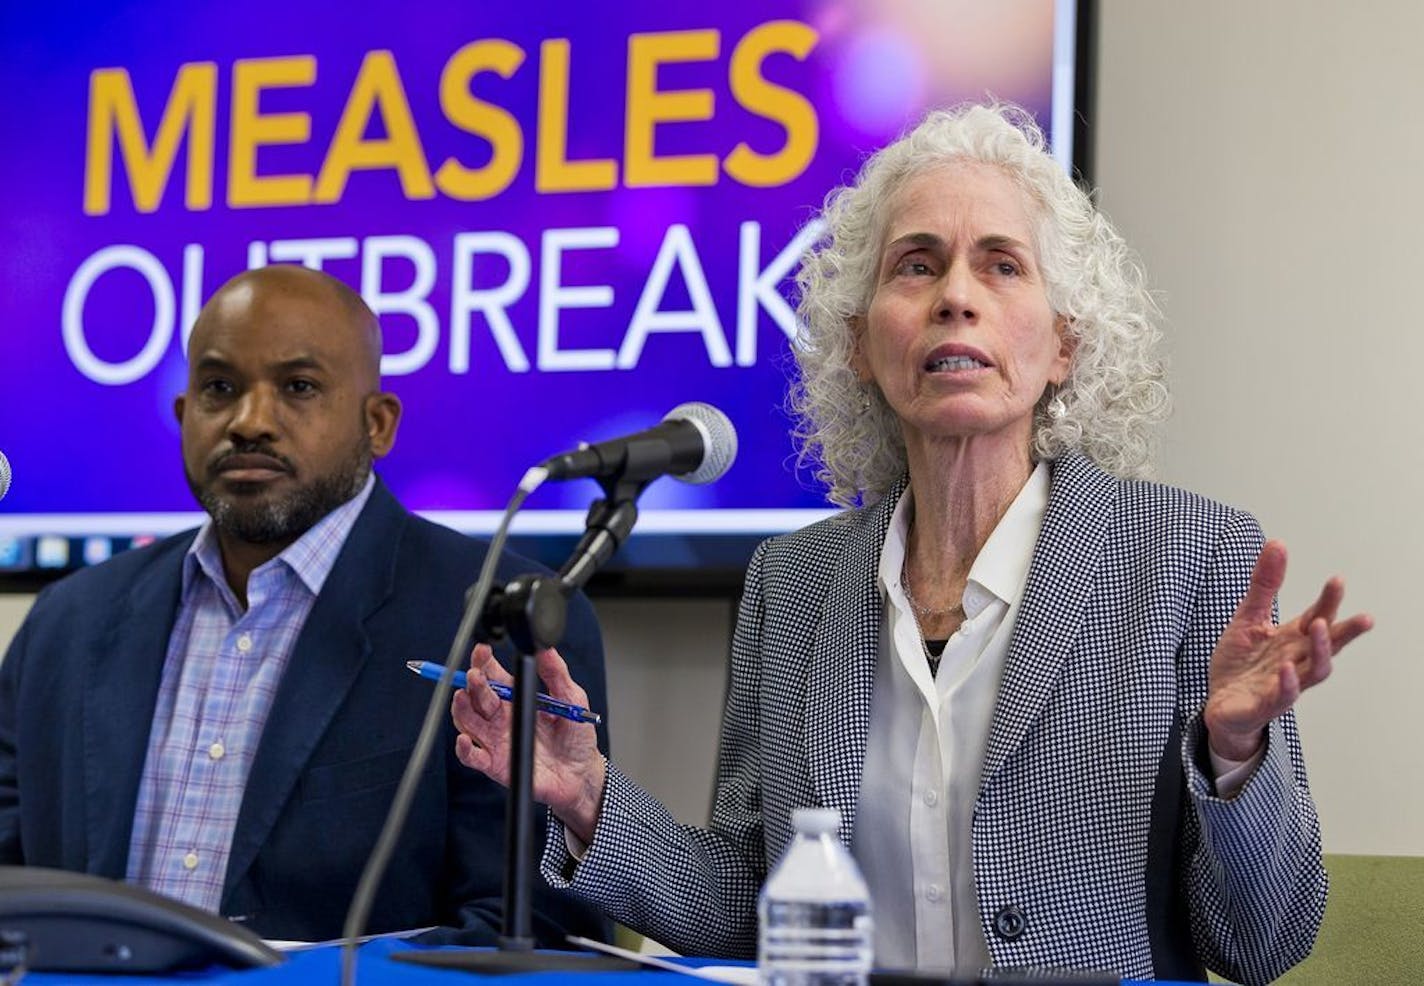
[{"x1": 791, "y1": 807, "x2": 841, "y2": 836}]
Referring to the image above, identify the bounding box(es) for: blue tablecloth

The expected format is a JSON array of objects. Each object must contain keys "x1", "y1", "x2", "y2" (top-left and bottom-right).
[{"x1": 16, "y1": 939, "x2": 1181, "y2": 985}]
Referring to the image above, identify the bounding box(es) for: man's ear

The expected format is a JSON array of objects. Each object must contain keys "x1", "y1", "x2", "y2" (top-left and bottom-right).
[
  {"x1": 173, "y1": 393, "x2": 186, "y2": 425},
  {"x1": 365, "y1": 392, "x2": 403, "y2": 459}
]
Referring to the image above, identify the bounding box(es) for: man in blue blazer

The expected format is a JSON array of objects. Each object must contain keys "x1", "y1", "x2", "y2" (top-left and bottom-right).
[{"x1": 0, "y1": 265, "x2": 608, "y2": 945}]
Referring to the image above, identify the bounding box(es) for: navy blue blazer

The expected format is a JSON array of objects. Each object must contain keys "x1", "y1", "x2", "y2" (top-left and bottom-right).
[
  {"x1": 0, "y1": 478, "x2": 610, "y2": 945},
  {"x1": 544, "y1": 454, "x2": 1325, "y2": 985}
]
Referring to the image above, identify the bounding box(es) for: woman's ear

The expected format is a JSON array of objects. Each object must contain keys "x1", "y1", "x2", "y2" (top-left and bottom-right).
[
  {"x1": 849, "y1": 315, "x2": 871, "y2": 382},
  {"x1": 1049, "y1": 315, "x2": 1077, "y2": 385}
]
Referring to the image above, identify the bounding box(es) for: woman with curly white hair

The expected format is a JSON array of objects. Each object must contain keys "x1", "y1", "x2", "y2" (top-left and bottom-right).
[{"x1": 451, "y1": 103, "x2": 1371, "y2": 984}]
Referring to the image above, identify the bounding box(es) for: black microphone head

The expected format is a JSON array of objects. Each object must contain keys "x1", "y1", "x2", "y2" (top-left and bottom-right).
[
  {"x1": 663, "y1": 403, "x2": 737, "y2": 485},
  {"x1": 0, "y1": 450, "x2": 10, "y2": 501}
]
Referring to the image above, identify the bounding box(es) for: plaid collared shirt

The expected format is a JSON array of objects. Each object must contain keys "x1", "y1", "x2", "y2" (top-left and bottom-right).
[{"x1": 125, "y1": 475, "x2": 375, "y2": 911}]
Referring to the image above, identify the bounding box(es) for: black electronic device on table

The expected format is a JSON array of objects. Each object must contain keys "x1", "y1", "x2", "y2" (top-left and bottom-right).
[{"x1": 0, "y1": 865, "x2": 284, "y2": 973}]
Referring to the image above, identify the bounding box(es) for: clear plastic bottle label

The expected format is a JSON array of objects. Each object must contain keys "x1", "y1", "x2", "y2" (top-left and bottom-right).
[
  {"x1": 759, "y1": 900, "x2": 872, "y2": 985},
  {"x1": 759, "y1": 810, "x2": 873, "y2": 986}
]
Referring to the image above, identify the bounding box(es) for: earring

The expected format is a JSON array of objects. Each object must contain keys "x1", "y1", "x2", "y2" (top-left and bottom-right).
[
  {"x1": 1046, "y1": 393, "x2": 1067, "y2": 420},
  {"x1": 858, "y1": 387, "x2": 873, "y2": 415}
]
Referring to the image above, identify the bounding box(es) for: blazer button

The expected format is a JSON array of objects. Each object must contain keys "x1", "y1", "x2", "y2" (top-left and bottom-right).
[{"x1": 993, "y1": 904, "x2": 1027, "y2": 941}]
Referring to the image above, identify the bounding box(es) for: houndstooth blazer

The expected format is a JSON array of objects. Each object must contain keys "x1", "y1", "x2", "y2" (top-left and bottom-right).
[{"x1": 544, "y1": 453, "x2": 1326, "y2": 984}]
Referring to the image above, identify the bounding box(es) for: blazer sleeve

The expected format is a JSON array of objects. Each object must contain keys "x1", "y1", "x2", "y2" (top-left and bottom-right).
[
  {"x1": 1178, "y1": 509, "x2": 1327, "y2": 986},
  {"x1": 538, "y1": 540, "x2": 775, "y2": 959}
]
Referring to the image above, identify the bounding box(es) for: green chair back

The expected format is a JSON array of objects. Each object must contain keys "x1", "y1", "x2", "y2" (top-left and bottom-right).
[{"x1": 1211, "y1": 853, "x2": 1424, "y2": 984}]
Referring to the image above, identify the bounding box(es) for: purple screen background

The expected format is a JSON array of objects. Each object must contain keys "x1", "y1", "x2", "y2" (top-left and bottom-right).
[{"x1": 0, "y1": 1, "x2": 1066, "y2": 538}]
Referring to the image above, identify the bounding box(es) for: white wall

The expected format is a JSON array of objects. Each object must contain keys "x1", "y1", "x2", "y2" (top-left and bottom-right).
[
  {"x1": 1094, "y1": 0, "x2": 1423, "y2": 855},
  {"x1": 595, "y1": 598, "x2": 732, "y2": 823},
  {"x1": 0, "y1": 599, "x2": 32, "y2": 651},
  {"x1": 3, "y1": 0, "x2": 1418, "y2": 855}
]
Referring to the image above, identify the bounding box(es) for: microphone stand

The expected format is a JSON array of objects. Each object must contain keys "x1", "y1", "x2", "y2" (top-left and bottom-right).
[{"x1": 395, "y1": 483, "x2": 643, "y2": 975}]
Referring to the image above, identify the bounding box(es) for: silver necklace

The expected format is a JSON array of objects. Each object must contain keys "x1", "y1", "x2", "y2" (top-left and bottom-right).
[
  {"x1": 899, "y1": 564, "x2": 957, "y2": 677},
  {"x1": 899, "y1": 564, "x2": 962, "y2": 620}
]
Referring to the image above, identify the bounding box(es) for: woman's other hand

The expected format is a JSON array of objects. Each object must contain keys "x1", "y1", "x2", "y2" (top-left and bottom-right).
[{"x1": 1204, "y1": 540, "x2": 1373, "y2": 761}]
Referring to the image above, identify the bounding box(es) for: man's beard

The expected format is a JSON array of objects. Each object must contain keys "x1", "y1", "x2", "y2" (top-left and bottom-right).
[{"x1": 189, "y1": 441, "x2": 372, "y2": 545}]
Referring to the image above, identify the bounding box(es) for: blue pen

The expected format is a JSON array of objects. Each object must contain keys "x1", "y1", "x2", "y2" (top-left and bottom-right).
[{"x1": 405, "y1": 660, "x2": 603, "y2": 725}]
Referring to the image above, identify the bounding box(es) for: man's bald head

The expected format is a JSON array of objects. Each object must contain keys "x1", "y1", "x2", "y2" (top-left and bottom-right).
[
  {"x1": 191, "y1": 265, "x2": 384, "y2": 389},
  {"x1": 176, "y1": 264, "x2": 401, "y2": 561}
]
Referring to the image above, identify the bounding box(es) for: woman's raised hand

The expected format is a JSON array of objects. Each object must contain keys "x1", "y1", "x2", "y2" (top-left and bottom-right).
[{"x1": 1204, "y1": 540, "x2": 1373, "y2": 761}]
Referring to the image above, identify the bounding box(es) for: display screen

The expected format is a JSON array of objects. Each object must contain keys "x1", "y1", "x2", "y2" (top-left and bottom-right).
[{"x1": 0, "y1": 0, "x2": 1085, "y2": 589}]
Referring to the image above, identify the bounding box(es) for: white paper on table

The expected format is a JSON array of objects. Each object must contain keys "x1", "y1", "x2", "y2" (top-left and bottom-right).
[
  {"x1": 566, "y1": 935, "x2": 759, "y2": 985},
  {"x1": 264, "y1": 926, "x2": 437, "y2": 951}
]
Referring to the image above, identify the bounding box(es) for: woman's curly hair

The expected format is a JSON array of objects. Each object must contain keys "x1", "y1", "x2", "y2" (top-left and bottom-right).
[{"x1": 789, "y1": 102, "x2": 1169, "y2": 508}]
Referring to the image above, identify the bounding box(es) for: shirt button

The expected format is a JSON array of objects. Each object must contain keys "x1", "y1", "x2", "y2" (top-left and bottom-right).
[
  {"x1": 182, "y1": 852, "x2": 199, "y2": 870},
  {"x1": 208, "y1": 741, "x2": 225, "y2": 761},
  {"x1": 923, "y1": 789, "x2": 940, "y2": 807},
  {"x1": 925, "y1": 884, "x2": 943, "y2": 903},
  {"x1": 236, "y1": 633, "x2": 253, "y2": 653}
]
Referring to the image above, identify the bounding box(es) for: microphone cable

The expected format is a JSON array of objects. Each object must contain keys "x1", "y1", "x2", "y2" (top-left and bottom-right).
[{"x1": 339, "y1": 465, "x2": 548, "y2": 986}]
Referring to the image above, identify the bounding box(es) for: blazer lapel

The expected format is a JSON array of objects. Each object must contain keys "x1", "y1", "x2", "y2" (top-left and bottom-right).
[
  {"x1": 980, "y1": 455, "x2": 1119, "y2": 790},
  {"x1": 221, "y1": 483, "x2": 404, "y2": 895},
  {"x1": 805, "y1": 484, "x2": 903, "y2": 845},
  {"x1": 82, "y1": 539, "x2": 189, "y2": 877}
]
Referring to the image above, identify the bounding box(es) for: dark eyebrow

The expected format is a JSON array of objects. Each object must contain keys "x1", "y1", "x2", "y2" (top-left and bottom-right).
[
  {"x1": 192, "y1": 354, "x2": 327, "y2": 374},
  {"x1": 274, "y1": 356, "x2": 325, "y2": 374},
  {"x1": 192, "y1": 355, "x2": 233, "y2": 373}
]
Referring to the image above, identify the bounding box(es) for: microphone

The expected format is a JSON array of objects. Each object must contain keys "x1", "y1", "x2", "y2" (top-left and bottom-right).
[
  {"x1": 0, "y1": 450, "x2": 10, "y2": 501},
  {"x1": 540, "y1": 402, "x2": 737, "y2": 487},
  {"x1": 539, "y1": 404, "x2": 737, "y2": 590}
]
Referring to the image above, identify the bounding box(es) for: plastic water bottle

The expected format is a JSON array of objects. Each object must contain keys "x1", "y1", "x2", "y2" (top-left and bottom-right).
[{"x1": 758, "y1": 807, "x2": 874, "y2": 986}]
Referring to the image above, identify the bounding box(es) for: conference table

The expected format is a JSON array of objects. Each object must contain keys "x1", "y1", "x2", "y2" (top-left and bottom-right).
[{"x1": 11, "y1": 938, "x2": 1189, "y2": 985}]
